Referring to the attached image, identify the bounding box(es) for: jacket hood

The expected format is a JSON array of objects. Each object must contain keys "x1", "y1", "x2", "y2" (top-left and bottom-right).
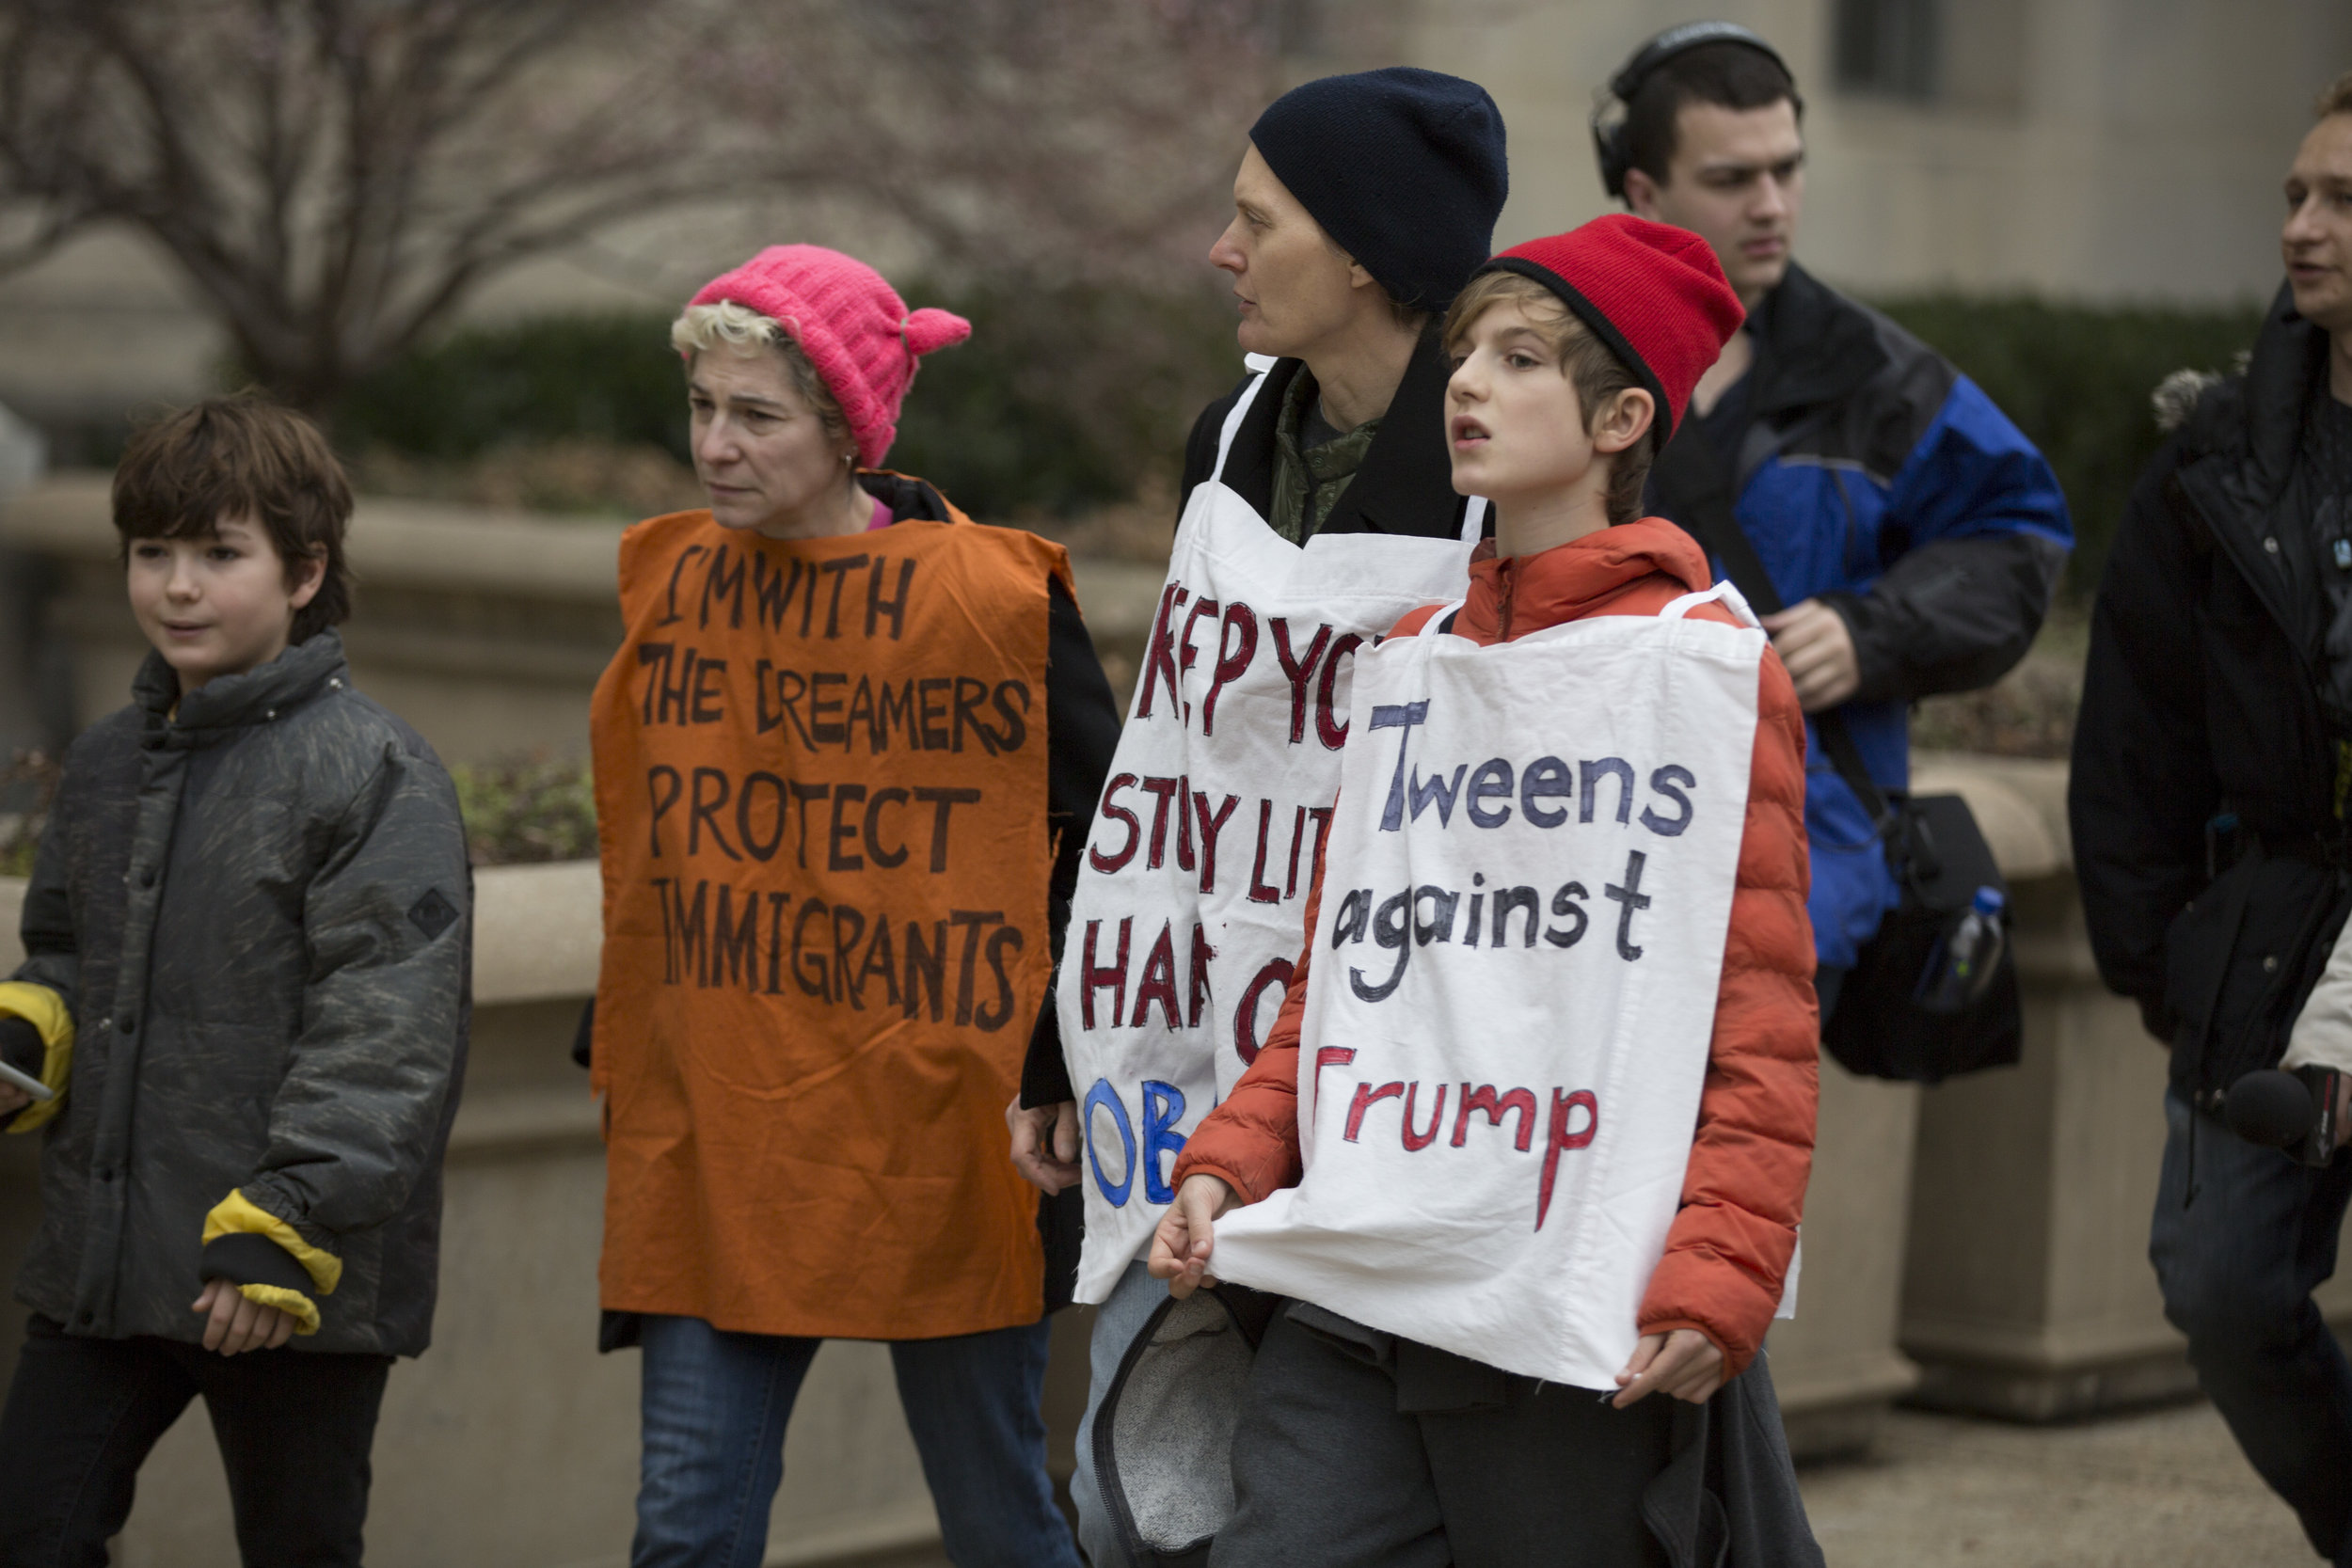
[
  {"x1": 1454, "y1": 516, "x2": 1712, "y2": 641},
  {"x1": 135, "y1": 628, "x2": 350, "y2": 745}
]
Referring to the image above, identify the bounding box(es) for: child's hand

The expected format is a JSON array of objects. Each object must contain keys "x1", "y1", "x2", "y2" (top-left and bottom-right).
[
  {"x1": 1612, "y1": 1328, "x2": 1725, "y2": 1407},
  {"x1": 1148, "y1": 1174, "x2": 1237, "y2": 1299},
  {"x1": 0, "y1": 1084, "x2": 29, "y2": 1118},
  {"x1": 193, "y1": 1278, "x2": 298, "y2": 1354},
  {"x1": 1007, "y1": 1097, "x2": 1082, "y2": 1194}
]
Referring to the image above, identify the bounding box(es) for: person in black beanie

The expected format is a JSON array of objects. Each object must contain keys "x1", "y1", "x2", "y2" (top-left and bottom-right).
[{"x1": 1005, "y1": 65, "x2": 1506, "y2": 1568}]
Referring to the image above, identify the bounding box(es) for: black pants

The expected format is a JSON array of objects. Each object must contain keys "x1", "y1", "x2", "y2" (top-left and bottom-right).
[
  {"x1": 0, "y1": 1314, "x2": 391, "y2": 1568},
  {"x1": 1210, "y1": 1305, "x2": 1676, "y2": 1567}
]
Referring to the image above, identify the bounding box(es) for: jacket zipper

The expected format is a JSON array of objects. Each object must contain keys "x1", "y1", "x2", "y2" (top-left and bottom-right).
[{"x1": 1497, "y1": 559, "x2": 1515, "y2": 641}]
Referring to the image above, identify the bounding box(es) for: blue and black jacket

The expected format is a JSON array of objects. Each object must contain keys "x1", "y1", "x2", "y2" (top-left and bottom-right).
[{"x1": 1650, "y1": 263, "x2": 2073, "y2": 971}]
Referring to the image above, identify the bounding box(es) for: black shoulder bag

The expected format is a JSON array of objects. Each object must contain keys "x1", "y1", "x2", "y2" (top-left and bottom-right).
[{"x1": 1656, "y1": 439, "x2": 2023, "y2": 1084}]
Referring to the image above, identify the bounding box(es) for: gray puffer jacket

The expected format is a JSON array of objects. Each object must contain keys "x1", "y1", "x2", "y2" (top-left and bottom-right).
[{"x1": 10, "y1": 631, "x2": 469, "y2": 1356}]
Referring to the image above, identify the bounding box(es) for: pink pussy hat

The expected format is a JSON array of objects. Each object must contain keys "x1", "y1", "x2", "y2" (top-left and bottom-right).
[{"x1": 686, "y1": 245, "x2": 971, "y2": 468}]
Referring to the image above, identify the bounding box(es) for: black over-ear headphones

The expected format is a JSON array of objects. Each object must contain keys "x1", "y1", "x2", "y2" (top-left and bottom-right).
[{"x1": 1591, "y1": 20, "x2": 1793, "y2": 199}]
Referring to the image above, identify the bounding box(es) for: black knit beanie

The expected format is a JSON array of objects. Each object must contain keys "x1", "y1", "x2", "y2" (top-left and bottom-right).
[{"x1": 1248, "y1": 67, "x2": 1509, "y2": 312}]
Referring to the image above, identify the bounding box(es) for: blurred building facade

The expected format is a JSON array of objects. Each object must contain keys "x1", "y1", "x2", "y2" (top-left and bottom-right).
[
  {"x1": 0, "y1": 0, "x2": 2343, "y2": 453},
  {"x1": 1388, "y1": 0, "x2": 2352, "y2": 299}
]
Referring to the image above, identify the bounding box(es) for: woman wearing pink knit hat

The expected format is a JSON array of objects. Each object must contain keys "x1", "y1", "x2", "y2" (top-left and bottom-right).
[{"x1": 584, "y1": 244, "x2": 1117, "y2": 1568}]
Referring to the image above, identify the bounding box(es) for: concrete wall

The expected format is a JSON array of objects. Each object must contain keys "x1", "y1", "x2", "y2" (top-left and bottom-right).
[
  {"x1": 1385, "y1": 0, "x2": 2350, "y2": 303},
  {"x1": 1, "y1": 0, "x2": 2341, "y2": 443},
  {"x1": 0, "y1": 473, "x2": 1164, "y2": 765}
]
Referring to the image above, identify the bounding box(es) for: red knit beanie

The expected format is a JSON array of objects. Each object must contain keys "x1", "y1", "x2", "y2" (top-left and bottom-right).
[
  {"x1": 686, "y1": 245, "x2": 971, "y2": 468},
  {"x1": 1475, "y1": 214, "x2": 1744, "y2": 445}
]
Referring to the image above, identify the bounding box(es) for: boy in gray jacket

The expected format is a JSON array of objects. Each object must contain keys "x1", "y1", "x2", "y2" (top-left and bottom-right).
[{"x1": 0, "y1": 398, "x2": 469, "y2": 1568}]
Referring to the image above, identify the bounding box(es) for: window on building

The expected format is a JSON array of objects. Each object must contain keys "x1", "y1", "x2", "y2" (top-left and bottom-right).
[{"x1": 1834, "y1": 0, "x2": 1941, "y2": 100}]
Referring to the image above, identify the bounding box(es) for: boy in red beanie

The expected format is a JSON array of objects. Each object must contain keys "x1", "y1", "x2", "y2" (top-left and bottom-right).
[{"x1": 1148, "y1": 215, "x2": 1820, "y2": 1565}]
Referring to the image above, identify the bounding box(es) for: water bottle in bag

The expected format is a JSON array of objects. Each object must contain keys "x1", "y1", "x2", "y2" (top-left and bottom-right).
[{"x1": 1915, "y1": 886, "x2": 2007, "y2": 1014}]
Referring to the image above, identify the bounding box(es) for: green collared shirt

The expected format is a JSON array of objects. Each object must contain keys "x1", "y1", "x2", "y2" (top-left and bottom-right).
[{"x1": 1270, "y1": 369, "x2": 1381, "y2": 544}]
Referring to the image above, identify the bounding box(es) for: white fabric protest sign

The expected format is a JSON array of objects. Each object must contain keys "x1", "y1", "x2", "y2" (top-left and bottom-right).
[
  {"x1": 1059, "y1": 360, "x2": 1480, "y2": 1305},
  {"x1": 1208, "y1": 587, "x2": 1764, "y2": 1388}
]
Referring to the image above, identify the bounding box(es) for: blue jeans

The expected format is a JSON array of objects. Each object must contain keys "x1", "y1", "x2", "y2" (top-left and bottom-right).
[
  {"x1": 631, "y1": 1313, "x2": 1082, "y2": 1568},
  {"x1": 2150, "y1": 1090, "x2": 2352, "y2": 1564},
  {"x1": 1072, "y1": 1259, "x2": 1169, "y2": 1568}
]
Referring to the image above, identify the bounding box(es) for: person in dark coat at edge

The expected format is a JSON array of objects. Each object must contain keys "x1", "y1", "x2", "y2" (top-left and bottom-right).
[
  {"x1": 2070, "y1": 72, "x2": 2352, "y2": 1567},
  {"x1": 1006, "y1": 68, "x2": 1506, "y2": 1568},
  {"x1": 1608, "y1": 24, "x2": 2072, "y2": 1016}
]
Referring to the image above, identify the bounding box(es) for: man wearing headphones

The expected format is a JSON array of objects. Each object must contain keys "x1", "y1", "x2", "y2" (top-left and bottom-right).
[{"x1": 1597, "y1": 24, "x2": 2072, "y2": 1015}]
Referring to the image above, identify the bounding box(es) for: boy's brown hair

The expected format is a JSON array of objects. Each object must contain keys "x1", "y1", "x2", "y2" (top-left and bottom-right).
[
  {"x1": 1443, "y1": 271, "x2": 1653, "y2": 526},
  {"x1": 112, "y1": 396, "x2": 355, "y2": 643}
]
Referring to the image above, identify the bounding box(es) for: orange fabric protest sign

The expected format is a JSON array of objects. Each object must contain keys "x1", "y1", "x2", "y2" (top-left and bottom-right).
[{"x1": 591, "y1": 507, "x2": 1068, "y2": 1338}]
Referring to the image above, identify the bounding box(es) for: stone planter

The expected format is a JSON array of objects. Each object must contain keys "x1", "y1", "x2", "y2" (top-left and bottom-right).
[
  {"x1": 0, "y1": 473, "x2": 1167, "y2": 764},
  {"x1": 1761, "y1": 754, "x2": 2074, "y2": 1457}
]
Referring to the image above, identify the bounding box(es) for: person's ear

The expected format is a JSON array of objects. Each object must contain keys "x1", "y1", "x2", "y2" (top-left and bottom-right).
[
  {"x1": 286, "y1": 547, "x2": 327, "y2": 612},
  {"x1": 1592, "y1": 389, "x2": 1657, "y2": 455},
  {"x1": 1622, "y1": 168, "x2": 1664, "y2": 222}
]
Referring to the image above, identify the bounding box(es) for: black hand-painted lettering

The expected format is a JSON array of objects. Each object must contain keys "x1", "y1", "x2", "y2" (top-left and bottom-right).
[
  {"x1": 864, "y1": 786, "x2": 910, "y2": 868},
  {"x1": 688, "y1": 768, "x2": 739, "y2": 860},
  {"x1": 1641, "y1": 766, "x2": 1696, "y2": 837},
  {"x1": 737, "y1": 772, "x2": 787, "y2": 862},
  {"x1": 809, "y1": 672, "x2": 848, "y2": 746},
  {"x1": 866, "y1": 557, "x2": 914, "y2": 639},
  {"x1": 828, "y1": 784, "x2": 867, "y2": 871},
  {"x1": 1373, "y1": 702, "x2": 1431, "y2": 830},
  {"x1": 1604, "y1": 850, "x2": 1650, "y2": 959},
  {"x1": 915, "y1": 786, "x2": 982, "y2": 872},
  {"x1": 647, "y1": 766, "x2": 683, "y2": 857},
  {"x1": 818, "y1": 554, "x2": 870, "y2": 638},
  {"x1": 788, "y1": 781, "x2": 829, "y2": 868}
]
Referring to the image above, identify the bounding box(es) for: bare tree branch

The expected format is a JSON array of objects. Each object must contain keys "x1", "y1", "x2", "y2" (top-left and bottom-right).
[{"x1": 0, "y1": 0, "x2": 1289, "y2": 413}]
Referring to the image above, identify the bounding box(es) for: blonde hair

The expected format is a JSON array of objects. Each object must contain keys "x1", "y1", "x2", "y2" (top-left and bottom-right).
[
  {"x1": 2319, "y1": 70, "x2": 2352, "y2": 119},
  {"x1": 1443, "y1": 271, "x2": 1653, "y2": 526},
  {"x1": 670, "y1": 300, "x2": 851, "y2": 451}
]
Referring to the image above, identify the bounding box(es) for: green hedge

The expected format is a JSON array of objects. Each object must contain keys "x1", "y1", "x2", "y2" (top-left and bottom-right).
[
  {"x1": 333, "y1": 311, "x2": 695, "y2": 464},
  {"x1": 333, "y1": 284, "x2": 2270, "y2": 594},
  {"x1": 1874, "y1": 294, "x2": 2264, "y2": 596}
]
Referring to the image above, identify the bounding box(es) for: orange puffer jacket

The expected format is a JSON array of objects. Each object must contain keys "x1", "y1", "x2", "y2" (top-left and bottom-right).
[{"x1": 1171, "y1": 517, "x2": 1818, "y2": 1377}]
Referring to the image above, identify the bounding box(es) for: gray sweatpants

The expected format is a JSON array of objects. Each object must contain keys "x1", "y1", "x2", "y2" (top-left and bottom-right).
[
  {"x1": 1208, "y1": 1304, "x2": 1676, "y2": 1568},
  {"x1": 1073, "y1": 1259, "x2": 1168, "y2": 1568}
]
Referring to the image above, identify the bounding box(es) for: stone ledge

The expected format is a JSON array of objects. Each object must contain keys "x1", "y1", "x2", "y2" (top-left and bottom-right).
[
  {"x1": 445, "y1": 1088, "x2": 601, "y2": 1159},
  {"x1": 1911, "y1": 753, "x2": 2070, "y2": 880},
  {"x1": 0, "y1": 471, "x2": 1167, "y2": 641},
  {"x1": 2, "y1": 471, "x2": 628, "y2": 603},
  {"x1": 473, "y1": 861, "x2": 604, "y2": 1006}
]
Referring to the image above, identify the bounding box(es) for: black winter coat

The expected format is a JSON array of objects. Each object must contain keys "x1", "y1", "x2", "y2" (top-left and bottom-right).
[
  {"x1": 2070, "y1": 287, "x2": 2350, "y2": 1098},
  {"x1": 11, "y1": 631, "x2": 470, "y2": 1355}
]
